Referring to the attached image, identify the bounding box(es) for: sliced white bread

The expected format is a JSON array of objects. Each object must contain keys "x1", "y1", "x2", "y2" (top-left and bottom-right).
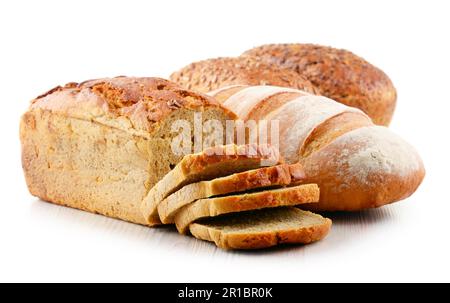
[
  {"x1": 141, "y1": 144, "x2": 281, "y2": 225},
  {"x1": 158, "y1": 163, "x2": 305, "y2": 224},
  {"x1": 189, "y1": 207, "x2": 332, "y2": 250},
  {"x1": 174, "y1": 184, "x2": 319, "y2": 234}
]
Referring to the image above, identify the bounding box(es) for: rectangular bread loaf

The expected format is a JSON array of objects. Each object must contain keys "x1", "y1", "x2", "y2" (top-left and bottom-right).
[{"x1": 20, "y1": 77, "x2": 236, "y2": 225}]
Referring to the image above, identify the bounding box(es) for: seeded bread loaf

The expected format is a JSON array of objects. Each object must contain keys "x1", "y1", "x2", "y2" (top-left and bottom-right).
[
  {"x1": 141, "y1": 144, "x2": 281, "y2": 225},
  {"x1": 20, "y1": 77, "x2": 237, "y2": 225},
  {"x1": 242, "y1": 44, "x2": 397, "y2": 125},
  {"x1": 210, "y1": 85, "x2": 425, "y2": 211},
  {"x1": 174, "y1": 184, "x2": 319, "y2": 234},
  {"x1": 189, "y1": 207, "x2": 331, "y2": 249},
  {"x1": 170, "y1": 56, "x2": 319, "y2": 95},
  {"x1": 170, "y1": 44, "x2": 396, "y2": 125},
  {"x1": 157, "y1": 163, "x2": 305, "y2": 224}
]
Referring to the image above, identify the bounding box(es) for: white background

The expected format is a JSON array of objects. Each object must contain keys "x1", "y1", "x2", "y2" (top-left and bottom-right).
[{"x1": 0, "y1": 0, "x2": 449, "y2": 282}]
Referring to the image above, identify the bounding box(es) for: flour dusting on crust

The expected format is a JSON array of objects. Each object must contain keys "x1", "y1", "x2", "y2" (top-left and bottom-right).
[
  {"x1": 336, "y1": 126, "x2": 422, "y2": 183},
  {"x1": 268, "y1": 95, "x2": 362, "y2": 163}
]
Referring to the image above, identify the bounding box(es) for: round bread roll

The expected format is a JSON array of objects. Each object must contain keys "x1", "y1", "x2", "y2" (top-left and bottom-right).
[{"x1": 242, "y1": 43, "x2": 397, "y2": 126}]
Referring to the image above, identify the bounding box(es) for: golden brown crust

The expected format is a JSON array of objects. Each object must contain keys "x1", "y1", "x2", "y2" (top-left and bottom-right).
[
  {"x1": 180, "y1": 144, "x2": 282, "y2": 174},
  {"x1": 219, "y1": 219, "x2": 332, "y2": 249},
  {"x1": 242, "y1": 44, "x2": 397, "y2": 125},
  {"x1": 209, "y1": 85, "x2": 248, "y2": 104},
  {"x1": 170, "y1": 57, "x2": 319, "y2": 95},
  {"x1": 204, "y1": 163, "x2": 305, "y2": 195},
  {"x1": 30, "y1": 76, "x2": 235, "y2": 133},
  {"x1": 199, "y1": 184, "x2": 319, "y2": 214},
  {"x1": 246, "y1": 91, "x2": 304, "y2": 121},
  {"x1": 300, "y1": 112, "x2": 373, "y2": 158}
]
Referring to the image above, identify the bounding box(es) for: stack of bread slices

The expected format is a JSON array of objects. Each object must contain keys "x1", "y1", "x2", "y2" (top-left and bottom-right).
[{"x1": 141, "y1": 144, "x2": 331, "y2": 249}]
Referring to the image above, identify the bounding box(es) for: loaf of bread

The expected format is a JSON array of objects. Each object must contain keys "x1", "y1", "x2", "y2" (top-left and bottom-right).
[
  {"x1": 242, "y1": 44, "x2": 397, "y2": 126},
  {"x1": 210, "y1": 85, "x2": 425, "y2": 211},
  {"x1": 170, "y1": 56, "x2": 319, "y2": 95},
  {"x1": 170, "y1": 44, "x2": 396, "y2": 125},
  {"x1": 189, "y1": 207, "x2": 332, "y2": 250},
  {"x1": 20, "y1": 77, "x2": 237, "y2": 225}
]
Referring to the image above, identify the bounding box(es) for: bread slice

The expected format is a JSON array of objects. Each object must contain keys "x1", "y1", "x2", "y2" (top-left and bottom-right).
[
  {"x1": 264, "y1": 94, "x2": 365, "y2": 164},
  {"x1": 174, "y1": 184, "x2": 319, "y2": 234},
  {"x1": 189, "y1": 207, "x2": 332, "y2": 249},
  {"x1": 158, "y1": 163, "x2": 305, "y2": 224},
  {"x1": 141, "y1": 144, "x2": 281, "y2": 225}
]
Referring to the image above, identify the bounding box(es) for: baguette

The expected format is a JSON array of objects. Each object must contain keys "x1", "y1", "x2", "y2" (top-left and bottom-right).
[
  {"x1": 174, "y1": 184, "x2": 319, "y2": 234},
  {"x1": 20, "y1": 77, "x2": 237, "y2": 225},
  {"x1": 157, "y1": 163, "x2": 304, "y2": 224},
  {"x1": 242, "y1": 43, "x2": 397, "y2": 126},
  {"x1": 210, "y1": 85, "x2": 425, "y2": 211},
  {"x1": 189, "y1": 207, "x2": 332, "y2": 249},
  {"x1": 141, "y1": 144, "x2": 281, "y2": 225}
]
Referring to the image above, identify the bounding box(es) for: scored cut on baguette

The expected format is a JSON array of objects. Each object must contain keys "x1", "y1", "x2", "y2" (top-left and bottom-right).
[
  {"x1": 241, "y1": 43, "x2": 397, "y2": 126},
  {"x1": 220, "y1": 85, "x2": 302, "y2": 120},
  {"x1": 141, "y1": 144, "x2": 282, "y2": 225},
  {"x1": 264, "y1": 93, "x2": 370, "y2": 164},
  {"x1": 157, "y1": 163, "x2": 305, "y2": 224},
  {"x1": 174, "y1": 184, "x2": 319, "y2": 234},
  {"x1": 189, "y1": 207, "x2": 332, "y2": 250}
]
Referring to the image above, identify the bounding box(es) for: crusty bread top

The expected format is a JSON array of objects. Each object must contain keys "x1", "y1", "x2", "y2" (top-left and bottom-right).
[
  {"x1": 178, "y1": 144, "x2": 282, "y2": 174},
  {"x1": 242, "y1": 43, "x2": 397, "y2": 125},
  {"x1": 170, "y1": 57, "x2": 319, "y2": 94},
  {"x1": 30, "y1": 76, "x2": 236, "y2": 134}
]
